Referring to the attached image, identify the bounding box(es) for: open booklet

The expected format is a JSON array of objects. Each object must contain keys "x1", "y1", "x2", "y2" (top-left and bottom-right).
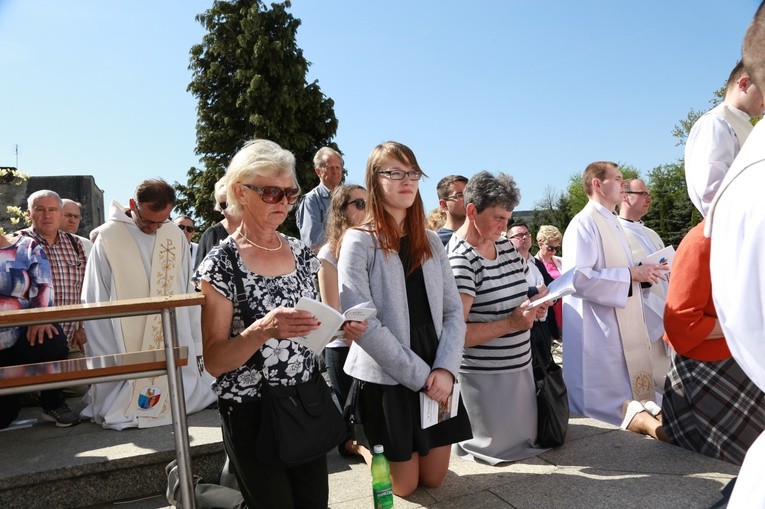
[
  {"x1": 420, "y1": 382, "x2": 461, "y2": 429},
  {"x1": 640, "y1": 245, "x2": 675, "y2": 272},
  {"x1": 527, "y1": 267, "x2": 576, "y2": 309},
  {"x1": 290, "y1": 297, "x2": 375, "y2": 354}
]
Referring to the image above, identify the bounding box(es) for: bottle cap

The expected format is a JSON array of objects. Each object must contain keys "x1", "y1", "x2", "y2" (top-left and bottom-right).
[{"x1": 373, "y1": 444, "x2": 384, "y2": 454}]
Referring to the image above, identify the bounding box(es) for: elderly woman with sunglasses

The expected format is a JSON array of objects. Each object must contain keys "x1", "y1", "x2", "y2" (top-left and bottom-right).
[
  {"x1": 535, "y1": 225, "x2": 564, "y2": 336},
  {"x1": 194, "y1": 140, "x2": 365, "y2": 508}
]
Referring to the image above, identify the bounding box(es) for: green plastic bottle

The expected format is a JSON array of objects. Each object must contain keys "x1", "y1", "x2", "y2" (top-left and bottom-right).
[{"x1": 371, "y1": 444, "x2": 394, "y2": 508}]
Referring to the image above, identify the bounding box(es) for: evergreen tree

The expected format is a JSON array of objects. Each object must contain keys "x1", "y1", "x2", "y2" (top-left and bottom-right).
[{"x1": 175, "y1": 0, "x2": 338, "y2": 235}]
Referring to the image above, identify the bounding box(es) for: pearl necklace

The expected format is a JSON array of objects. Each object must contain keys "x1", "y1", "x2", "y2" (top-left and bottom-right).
[{"x1": 238, "y1": 230, "x2": 283, "y2": 252}]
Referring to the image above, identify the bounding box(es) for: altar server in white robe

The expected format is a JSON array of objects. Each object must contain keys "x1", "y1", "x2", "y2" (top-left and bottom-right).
[
  {"x1": 562, "y1": 162, "x2": 668, "y2": 426},
  {"x1": 618, "y1": 178, "x2": 671, "y2": 387},
  {"x1": 709, "y1": 6, "x2": 765, "y2": 505},
  {"x1": 81, "y1": 179, "x2": 215, "y2": 430},
  {"x1": 684, "y1": 60, "x2": 763, "y2": 217}
]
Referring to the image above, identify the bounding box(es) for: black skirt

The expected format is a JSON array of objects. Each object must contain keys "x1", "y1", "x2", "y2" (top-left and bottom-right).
[{"x1": 358, "y1": 237, "x2": 472, "y2": 462}]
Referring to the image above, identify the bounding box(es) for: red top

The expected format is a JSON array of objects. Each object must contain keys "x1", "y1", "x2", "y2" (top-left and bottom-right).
[{"x1": 663, "y1": 220, "x2": 730, "y2": 361}]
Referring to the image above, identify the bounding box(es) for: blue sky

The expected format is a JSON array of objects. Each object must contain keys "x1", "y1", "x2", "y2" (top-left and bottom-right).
[{"x1": 0, "y1": 1, "x2": 761, "y2": 216}]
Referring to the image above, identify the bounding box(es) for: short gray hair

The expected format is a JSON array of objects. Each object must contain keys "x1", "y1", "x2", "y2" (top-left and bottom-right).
[
  {"x1": 225, "y1": 139, "x2": 298, "y2": 217},
  {"x1": 27, "y1": 189, "x2": 62, "y2": 211},
  {"x1": 464, "y1": 171, "x2": 520, "y2": 214}
]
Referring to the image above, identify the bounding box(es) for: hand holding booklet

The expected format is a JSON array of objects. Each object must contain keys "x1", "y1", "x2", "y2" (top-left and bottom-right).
[
  {"x1": 420, "y1": 382, "x2": 461, "y2": 429},
  {"x1": 640, "y1": 245, "x2": 675, "y2": 272},
  {"x1": 291, "y1": 297, "x2": 375, "y2": 354},
  {"x1": 527, "y1": 268, "x2": 576, "y2": 309}
]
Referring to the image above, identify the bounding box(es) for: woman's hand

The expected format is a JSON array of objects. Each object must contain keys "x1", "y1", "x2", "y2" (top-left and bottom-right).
[
  {"x1": 341, "y1": 319, "x2": 368, "y2": 344},
  {"x1": 250, "y1": 306, "x2": 320, "y2": 340},
  {"x1": 26, "y1": 324, "x2": 58, "y2": 345},
  {"x1": 506, "y1": 301, "x2": 537, "y2": 332},
  {"x1": 425, "y1": 368, "x2": 454, "y2": 405}
]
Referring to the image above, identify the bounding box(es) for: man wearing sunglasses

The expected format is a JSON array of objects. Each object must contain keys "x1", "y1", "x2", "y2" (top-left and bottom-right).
[
  {"x1": 618, "y1": 179, "x2": 670, "y2": 368},
  {"x1": 81, "y1": 178, "x2": 215, "y2": 430},
  {"x1": 296, "y1": 147, "x2": 344, "y2": 253},
  {"x1": 173, "y1": 215, "x2": 199, "y2": 265},
  {"x1": 435, "y1": 175, "x2": 468, "y2": 246}
]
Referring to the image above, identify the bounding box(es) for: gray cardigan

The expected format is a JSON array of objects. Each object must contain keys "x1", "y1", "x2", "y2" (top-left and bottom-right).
[{"x1": 338, "y1": 228, "x2": 466, "y2": 392}]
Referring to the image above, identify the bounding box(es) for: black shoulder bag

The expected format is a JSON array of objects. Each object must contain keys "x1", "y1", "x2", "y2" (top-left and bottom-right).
[
  {"x1": 531, "y1": 326, "x2": 569, "y2": 448},
  {"x1": 221, "y1": 242, "x2": 345, "y2": 467}
]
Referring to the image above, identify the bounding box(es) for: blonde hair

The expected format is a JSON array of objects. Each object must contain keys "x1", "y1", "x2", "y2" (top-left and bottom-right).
[
  {"x1": 426, "y1": 207, "x2": 446, "y2": 231},
  {"x1": 536, "y1": 225, "x2": 562, "y2": 245}
]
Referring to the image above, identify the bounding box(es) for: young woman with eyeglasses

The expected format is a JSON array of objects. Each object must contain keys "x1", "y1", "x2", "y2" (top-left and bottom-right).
[
  {"x1": 337, "y1": 141, "x2": 471, "y2": 496},
  {"x1": 316, "y1": 184, "x2": 372, "y2": 462}
]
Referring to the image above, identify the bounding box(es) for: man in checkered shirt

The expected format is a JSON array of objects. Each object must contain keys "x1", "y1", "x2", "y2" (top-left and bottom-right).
[{"x1": 17, "y1": 189, "x2": 87, "y2": 426}]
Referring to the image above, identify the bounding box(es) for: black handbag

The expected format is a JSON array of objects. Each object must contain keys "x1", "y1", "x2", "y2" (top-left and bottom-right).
[
  {"x1": 256, "y1": 372, "x2": 346, "y2": 467},
  {"x1": 221, "y1": 242, "x2": 346, "y2": 467},
  {"x1": 530, "y1": 322, "x2": 569, "y2": 447}
]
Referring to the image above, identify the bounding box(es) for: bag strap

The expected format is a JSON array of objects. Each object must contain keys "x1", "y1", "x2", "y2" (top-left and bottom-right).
[{"x1": 64, "y1": 231, "x2": 81, "y2": 259}]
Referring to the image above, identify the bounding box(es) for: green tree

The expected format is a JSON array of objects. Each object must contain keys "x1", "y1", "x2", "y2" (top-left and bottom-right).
[
  {"x1": 643, "y1": 162, "x2": 699, "y2": 247},
  {"x1": 530, "y1": 185, "x2": 571, "y2": 237},
  {"x1": 175, "y1": 0, "x2": 338, "y2": 235}
]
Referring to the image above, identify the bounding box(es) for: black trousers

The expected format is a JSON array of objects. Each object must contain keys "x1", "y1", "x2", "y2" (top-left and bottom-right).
[
  {"x1": 0, "y1": 324, "x2": 68, "y2": 428},
  {"x1": 219, "y1": 398, "x2": 329, "y2": 509}
]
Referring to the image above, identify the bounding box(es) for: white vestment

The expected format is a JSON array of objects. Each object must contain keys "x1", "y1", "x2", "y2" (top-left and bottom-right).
[
  {"x1": 708, "y1": 121, "x2": 765, "y2": 508},
  {"x1": 684, "y1": 102, "x2": 752, "y2": 217},
  {"x1": 81, "y1": 201, "x2": 215, "y2": 430},
  {"x1": 562, "y1": 202, "x2": 657, "y2": 426}
]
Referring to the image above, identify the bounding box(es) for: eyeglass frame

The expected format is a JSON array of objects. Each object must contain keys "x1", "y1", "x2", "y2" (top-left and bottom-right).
[
  {"x1": 509, "y1": 232, "x2": 532, "y2": 240},
  {"x1": 177, "y1": 224, "x2": 195, "y2": 233},
  {"x1": 134, "y1": 205, "x2": 171, "y2": 227},
  {"x1": 345, "y1": 198, "x2": 366, "y2": 211},
  {"x1": 64, "y1": 212, "x2": 81, "y2": 220},
  {"x1": 375, "y1": 169, "x2": 423, "y2": 181},
  {"x1": 240, "y1": 183, "x2": 301, "y2": 205},
  {"x1": 544, "y1": 244, "x2": 560, "y2": 253},
  {"x1": 624, "y1": 191, "x2": 651, "y2": 198},
  {"x1": 444, "y1": 192, "x2": 464, "y2": 201}
]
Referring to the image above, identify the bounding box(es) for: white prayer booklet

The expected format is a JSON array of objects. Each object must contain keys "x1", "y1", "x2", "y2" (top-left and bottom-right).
[
  {"x1": 527, "y1": 268, "x2": 576, "y2": 309},
  {"x1": 640, "y1": 245, "x2": 675, "y2": 272},
  {"x1": 291, "y1": 297, "x2": 375, "y2": 354},
  {"x1": 420, "y1": 382, "x2": 460, "y2": 429}
]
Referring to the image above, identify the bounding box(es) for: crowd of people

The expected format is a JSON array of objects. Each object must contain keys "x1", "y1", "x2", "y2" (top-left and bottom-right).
[{"x1": 4, "y1": 6, "x2": 765, "y2": 507}]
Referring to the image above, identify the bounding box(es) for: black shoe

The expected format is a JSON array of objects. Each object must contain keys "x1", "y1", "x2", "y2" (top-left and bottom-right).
[{"x1": 40, "y1": 404, "x2": 80, "y2": 427}]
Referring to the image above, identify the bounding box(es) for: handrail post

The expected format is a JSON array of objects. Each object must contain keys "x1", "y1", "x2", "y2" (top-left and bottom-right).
[{"x1": 162, "y1": 307, "x2": 196, "y2": 509}]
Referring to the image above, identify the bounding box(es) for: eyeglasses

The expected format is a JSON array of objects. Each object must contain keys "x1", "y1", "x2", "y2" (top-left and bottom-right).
[
  {"x1": 345, "y1": 198, "x2": 366, "y2": 211},
  {"x1": 445, "y1": 192, "x2": 464, "y2": 201},
  {"x1": 218, "y1": 201, "x2": 228, "y2": 210},
  {"x1": 64, "y1": 213, "x2": 81, "y2": 220},
  {"x1": 134, "y1": 206, "x2": 171, "y2": 227},
  {"x1": 177, "y1": 224, "x2": 195, "y2": 233},
  {"x1": 375, "y1": 169, "x2": 423, "y2": 181},
  {"x1": 240, "y1": 183, "x2": 300, "y2": 204},
  {"x1": 624, "y1": 191, "x2": 651, "y2": 198},
  {"x1": 509, "y1": 232, "x2": 532, "y2": 240},
  {"x1": 545, "y1": 245, "x2": 559, "y2": 252}
]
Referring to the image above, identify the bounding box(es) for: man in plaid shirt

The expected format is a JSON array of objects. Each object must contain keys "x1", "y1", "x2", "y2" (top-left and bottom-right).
[{"x1": 18, "y1": 190, "x2": 87, "y2": 426}]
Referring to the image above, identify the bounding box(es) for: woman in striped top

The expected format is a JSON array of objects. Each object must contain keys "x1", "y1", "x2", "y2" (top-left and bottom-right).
[{"x1": 447, "y1": 171, "x2": 551, "y2": 464}]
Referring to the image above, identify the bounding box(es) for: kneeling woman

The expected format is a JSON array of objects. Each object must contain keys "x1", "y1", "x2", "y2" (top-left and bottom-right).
[{"x1": 338, "y1": 141, "x2": 471, "y2": 496}]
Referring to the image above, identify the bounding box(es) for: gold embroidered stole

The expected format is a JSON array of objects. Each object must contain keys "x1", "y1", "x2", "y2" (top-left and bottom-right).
[
  {"x1": 100, "y1": 221, "x2": 180, "y2": 426},
  {"x1": 586, "y1": 205, "x2": 655, "y2": 402}
]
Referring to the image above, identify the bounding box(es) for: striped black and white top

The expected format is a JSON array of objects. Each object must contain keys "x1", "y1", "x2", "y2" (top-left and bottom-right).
[{"x1": 448, "y1": 235, "x2": 531, "y2": 374}]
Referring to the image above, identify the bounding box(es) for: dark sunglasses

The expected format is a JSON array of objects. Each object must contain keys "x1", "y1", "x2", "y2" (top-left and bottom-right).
[
  {"x1": 545, "y1": 245, "x2": 559, "y2": 253},
  {"x1": 218, "y1": 201, "x2": 228, "y2": 210},
  {"x1": 177, "y1": 224, "x2": 195, "y2": 233},
  {"x1": 345, "y1": 198, "x2": 366, "y2": 211},
  {"x1": 241, "y1": 183, "x2": 300, "y2": 204}
]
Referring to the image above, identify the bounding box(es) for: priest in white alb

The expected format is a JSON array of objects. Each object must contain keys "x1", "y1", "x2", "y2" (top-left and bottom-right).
[
  {"x1": 81, "y1": 179, "x2": 215, "y2": 430},
  {"x1": 562, "y1": 162, "x2": 668, "y2": 426},
  {"x1": 709, "y1": 6, "x2": 765, "y2": 506},
  {"x1": 617, "y1": 178, "x2": 671, "y2": 390}
]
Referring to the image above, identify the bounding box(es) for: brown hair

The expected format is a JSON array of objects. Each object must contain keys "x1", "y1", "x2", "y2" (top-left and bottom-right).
[
  {"x1": 582, "y1": 161, "x2": 617, "y2": 196},
  {"x1": 325, "y1": 184, "x2": 366, "y2": 259},
  {"x1": 362, "y1": 141, "x2": 432, "y2": 274},
  {"x1": 134, "y1": 179, "x2": 176, "y2": 211}
]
